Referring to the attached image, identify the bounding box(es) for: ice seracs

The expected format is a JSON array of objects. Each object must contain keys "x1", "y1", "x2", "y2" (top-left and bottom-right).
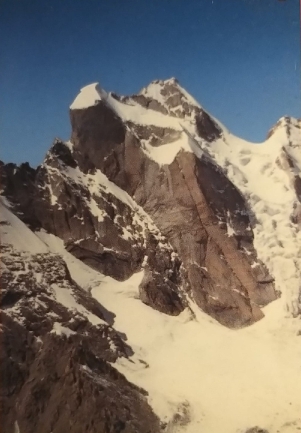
[{"x1": 203, "y1": 116, "x2": 301, "y2": 317}]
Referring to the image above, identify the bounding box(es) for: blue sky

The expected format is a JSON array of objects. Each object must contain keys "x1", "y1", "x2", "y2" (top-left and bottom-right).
[{"x1": 1, "y1": 0, "x2": 300, "y2": 166}]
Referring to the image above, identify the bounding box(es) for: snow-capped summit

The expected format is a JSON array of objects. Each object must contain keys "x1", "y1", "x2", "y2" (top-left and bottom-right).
[
  {"x1": 138, "y1": 77, "x2": 202, "y2": 116},
  {"x1": 70, "y1": 82, "x2": 107, "y2": 110},
  {"x1": 266, "y1": 115, "x2": 300, "y2": 139}
]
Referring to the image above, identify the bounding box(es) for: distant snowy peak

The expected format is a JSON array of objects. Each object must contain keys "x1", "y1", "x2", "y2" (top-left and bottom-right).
[
  {"x1": 266, "y1": 115, "x2": 301, "y2": 142},
  {"x1": 265, "y1": 116, "x2": 301, "y2": 179}
]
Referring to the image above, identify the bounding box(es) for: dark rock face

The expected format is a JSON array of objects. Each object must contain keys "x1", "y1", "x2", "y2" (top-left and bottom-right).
[
  {"x1": 1, "y1": 140, "x2": 185, "y2": 315},
  {"x1": 77, "y1": 117, "x2": 275, "y2": 326},
  {"x1": 0, "y1": 161, "x2": 40, "y2": 229},
  {"x1": 294, "y1": 176, "x2": 301, "y2": 202},
  {"x1": 139, "y1": 269, "x2": 185, "y2": 316},
  {"x1": 195, "y1": 109, "x2": 221, "y2": 142},
  {"x1": 0, "y1": 244, "x2": 160, "y2": 433},
  {"x1": 70, "y1": 101, "x2": 126, "y2": 169},
  {"x1": 2, "y1": 331, "x2": 160, "y2": 433}
]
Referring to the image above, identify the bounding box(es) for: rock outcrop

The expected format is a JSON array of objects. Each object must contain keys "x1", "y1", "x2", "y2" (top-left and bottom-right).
[
  {"x1": 1, "y1": 140, "x2": 185, "y2": 316},
  {"x1": 0, "y1": 203, "x2": 160, "y2": 433}
]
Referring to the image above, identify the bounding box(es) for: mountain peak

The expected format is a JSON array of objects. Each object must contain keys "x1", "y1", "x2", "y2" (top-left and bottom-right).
[
  {"x1": 70, "y1": 82, "x2": 108, "y2": 110},
  {"x1": 266, "y1": 115, "x2": 301, "y2": 141},
  {"x1": 148, "y1": 77, "x2": 179, "y2": 87},
  {"x1": 139, "y1": 77, "x2": 201, "y2": 110}
]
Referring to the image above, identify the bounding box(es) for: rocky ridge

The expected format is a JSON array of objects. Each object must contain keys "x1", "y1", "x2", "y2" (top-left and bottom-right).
[{"x1": 0, "y1": 198, "x2": 161, "y2": 433}]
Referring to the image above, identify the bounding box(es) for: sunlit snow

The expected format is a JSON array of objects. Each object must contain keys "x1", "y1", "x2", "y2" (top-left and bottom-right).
[{"x1": 36, "y1": 232, "x2": 301, "y2": 433}]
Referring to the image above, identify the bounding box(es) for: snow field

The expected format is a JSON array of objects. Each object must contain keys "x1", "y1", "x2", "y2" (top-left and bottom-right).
[{"x1": 36, "y1": 232, "x2": 301, "y2": 433}]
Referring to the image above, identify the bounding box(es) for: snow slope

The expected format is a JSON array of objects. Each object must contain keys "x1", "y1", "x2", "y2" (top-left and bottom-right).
[
  {"x1": 2, "y1": 179, "x2": 301, "y2": 432},
  {"x1": 36, "y1": 230, "x2": 301, "y2": 433},
  {"x1": 0, "y1": 197, "x2": 107, "y2": 331},
  {"x1": 0, "y1": 196, "x2": 48, "y2": 254},
  {"x1": 70, "y1": 83, "x2": 105, "y2": 110}
]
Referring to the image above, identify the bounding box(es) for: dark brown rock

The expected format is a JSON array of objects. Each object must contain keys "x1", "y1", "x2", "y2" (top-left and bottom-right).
[
  {"x1": 96, "y1": 126, "x2": 274, "y2": 326},
  {"x1": 70, "y1": 100, "x2": 125, "y2": 172},
  {"x1": 0, "y1": 245, "x2": 160, "y2": 433},
  {"x1": 12, "y1": 336, "x2": 159, "y2": 433},
  {"x1": 195, "y1": 109, "x2": 222, "y2": 142},
  {"x1": 0, "y1": 161, "x2": 40, "y2": 229},
  {"x1": 139, "y1": 269, "x2": 185, "y2": 316}
]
